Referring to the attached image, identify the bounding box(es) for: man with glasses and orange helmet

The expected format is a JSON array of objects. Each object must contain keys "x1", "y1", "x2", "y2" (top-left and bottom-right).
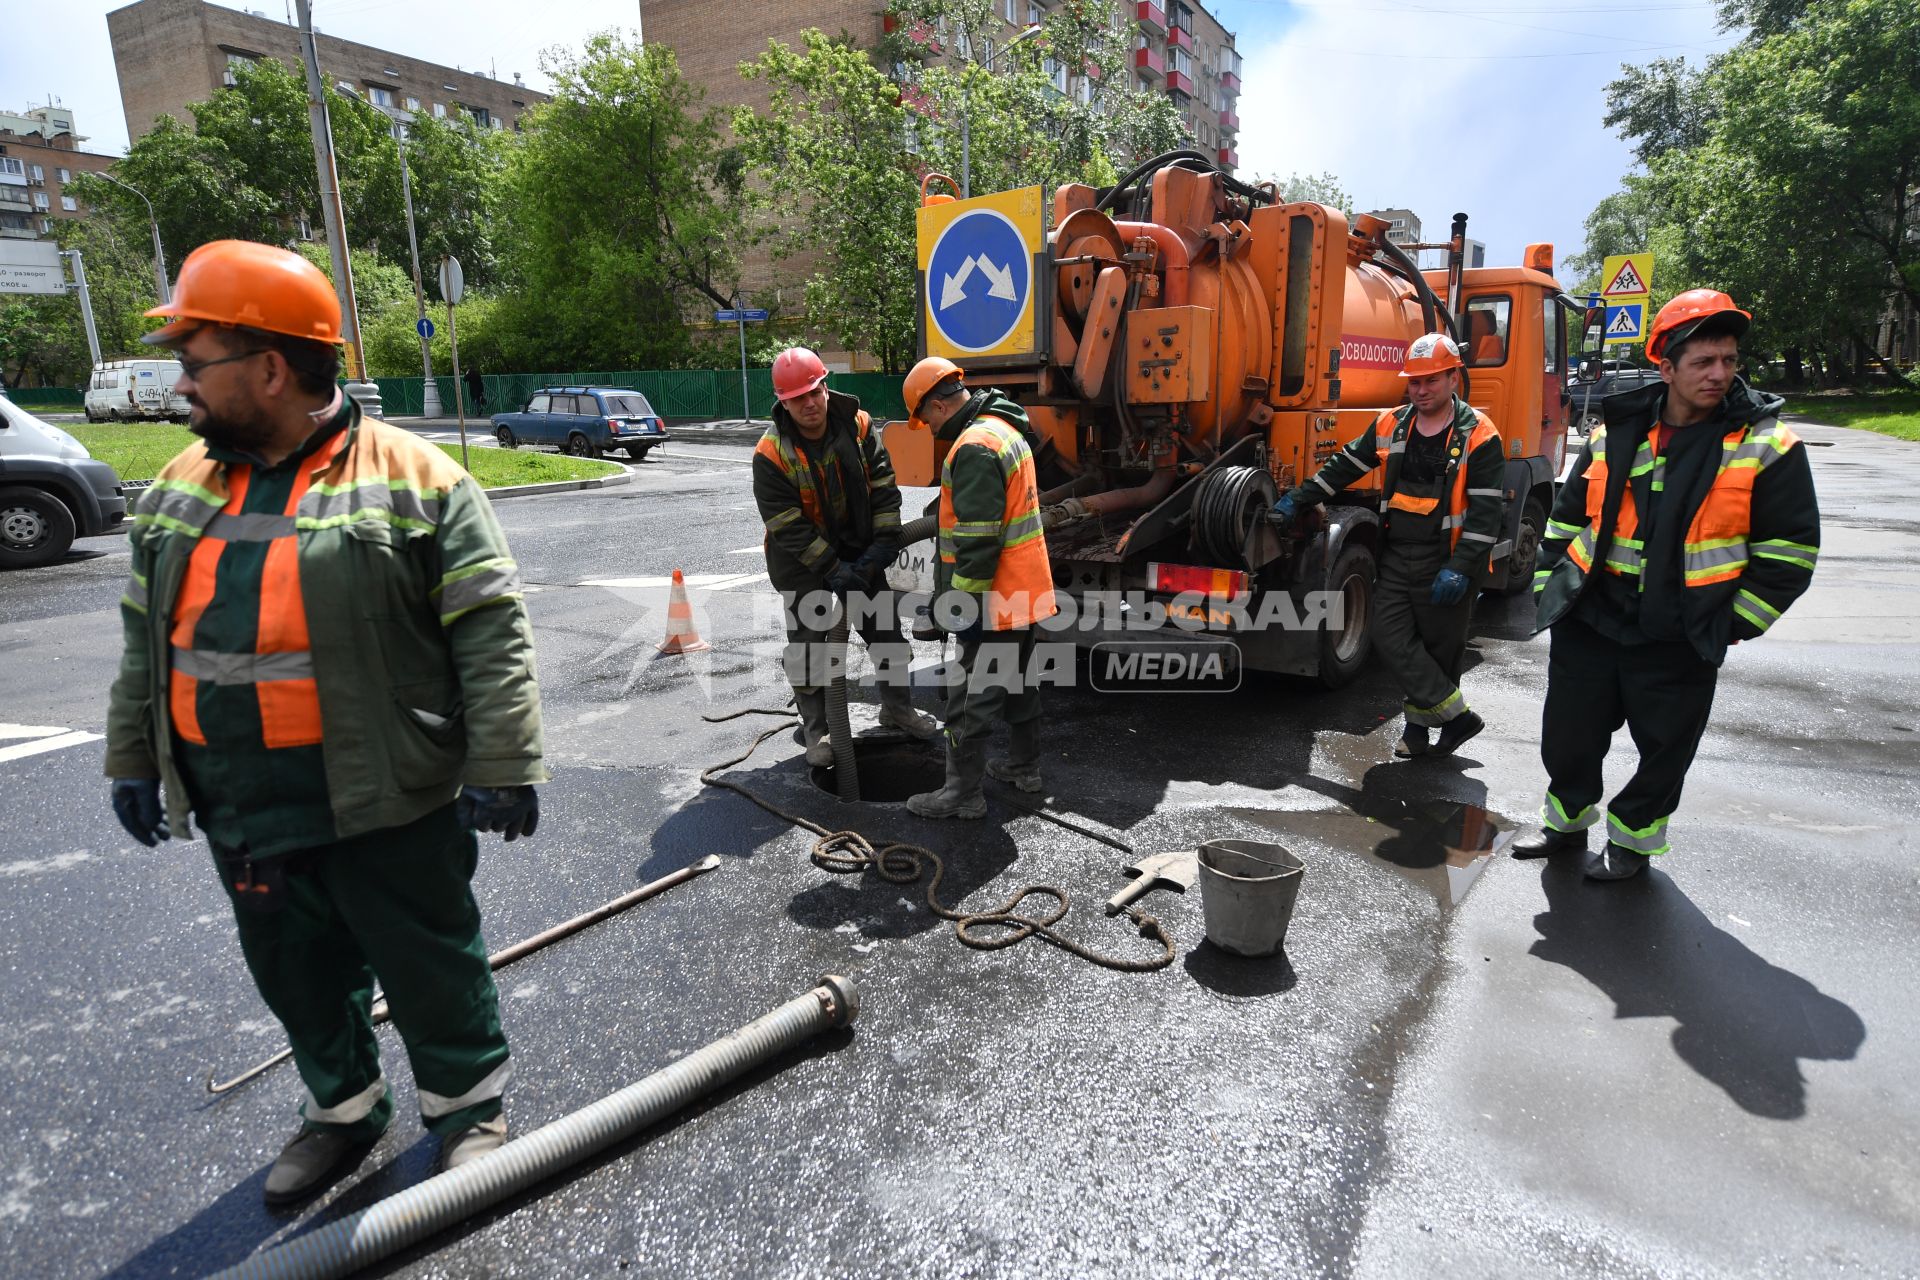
[
  {"x1": 755, "y1": 346, "x2": 939, "y2": 767},
  {"x1": 103, "y1": 240, "x2": 546, "y2": 1202},
  {"x1": 1516, "y1": 289, "x2": 1819, "y2": 880},
  {"x1": 1271, "y1": 332, "x2": 1507, "y2": 760}
]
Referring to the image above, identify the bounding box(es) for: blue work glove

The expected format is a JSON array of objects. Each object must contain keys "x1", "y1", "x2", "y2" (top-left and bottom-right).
[
  {"x1": 1268, "y1": 492, "x2": 1299, "y2": 530},
  {"x1": 456, "y1": 785, "x2": 540, "y2": 841},
  {"x1": 111, "y1": 778, "x2": 170, "y2": 847},
  {"x1": 825, "y1": 561, "x2": 864, "y2": 596},
  {"x1": 1430, "y1": 567, "x2": 1471, "y2": 606}
]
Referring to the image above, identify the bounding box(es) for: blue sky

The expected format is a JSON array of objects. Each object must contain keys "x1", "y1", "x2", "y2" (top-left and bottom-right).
[
  {"x1": 10, "y1": 1, "x2": 1740, "y2": 276},
  {"x1": 1217, "y1": 0, "x2": 1741, "y2": 271}
]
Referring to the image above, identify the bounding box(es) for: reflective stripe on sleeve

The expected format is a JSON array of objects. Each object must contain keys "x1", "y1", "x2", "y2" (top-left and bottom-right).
[{"x1": 436, "y1": 559, "x2": 524, "y2": 624}]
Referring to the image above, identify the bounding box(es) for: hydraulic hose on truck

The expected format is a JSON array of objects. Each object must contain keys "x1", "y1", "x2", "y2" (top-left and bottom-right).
[{"x1": 207, "y1": 976, "x2": 860, "y2": 1280}]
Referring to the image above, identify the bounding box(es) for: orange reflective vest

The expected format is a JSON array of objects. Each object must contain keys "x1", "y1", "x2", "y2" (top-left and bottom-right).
[
  {"x1": 1374, "y1": 406, "x2": 1505, "y2": 554},
  {"x1": 1566, "y1": 418, "x2": 1800, "y2": 588},
  {"x1": 938, "y1": 415, "x2": 1056, "y2": 630}
]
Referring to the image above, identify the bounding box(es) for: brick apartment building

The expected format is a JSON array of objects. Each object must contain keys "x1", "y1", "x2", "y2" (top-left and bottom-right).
[
  {"x1": 107, "y1": 0, "x2": 546, "y2": 145},
  {"x1": 0, "y1": 106, "x2": 119, "y2": 240}
]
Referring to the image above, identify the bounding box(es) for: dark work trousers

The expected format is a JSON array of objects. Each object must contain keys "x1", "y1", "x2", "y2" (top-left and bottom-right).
[
  {"x1": 218, "y1": 804, "x2": 510, "y2": 1140},
  {"x1": 1374, "y1": 493, "x2": 1477, "y2": 726},
  {"x1": 944, "y1": 628, "x2": 1041, "y2": 747},
  {"x1": 1538, "y1": 614, "x2": 1719, "y2": 856},
  {"x1": 782, "y1": 589, "x2": 916, "y2": 742}
]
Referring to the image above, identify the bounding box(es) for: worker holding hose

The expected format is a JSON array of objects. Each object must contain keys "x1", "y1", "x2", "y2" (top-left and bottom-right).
[
  {"x1": 900, "y1": 357, "x2": 1059, "y2": 818},
  {"x1": 104, "y1": 241, "x2": 545, "y2": 1205},
  {"x1": 756, "y1": 347, "x2": 939, "y2": 767},
  {"x1": 1270, "y1": 333, "x2": 1504, "y2": 758}
]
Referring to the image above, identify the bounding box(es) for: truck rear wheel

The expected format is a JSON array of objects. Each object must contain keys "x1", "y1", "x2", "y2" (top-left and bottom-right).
[
  {"x1": 0, "y1": 486, "x2": 78, "y2": 570},
  {"x1": 1316, "y1": 542, "x2": 1376, "y2": 689},
  {"x1": 1500, "y1": 497, "x2": 1547, "y2": 597}
]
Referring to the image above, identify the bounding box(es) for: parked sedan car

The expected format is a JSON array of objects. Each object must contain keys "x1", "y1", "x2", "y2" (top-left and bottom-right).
[{"x1": 489, "y1": 386, "x2": 672, "y2": 460}]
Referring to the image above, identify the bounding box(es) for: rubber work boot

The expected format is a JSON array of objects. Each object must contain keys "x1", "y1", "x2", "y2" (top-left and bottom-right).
[
  {"x1": 986, "y1": 719, "x2": 1044, "y2": 793},
  {"x1": 433, "y1": 1116, "x2": 508, "y2": 1175},
  {"x1": 877, "y1": 689, "x2": 940, "y2": 740},
  {"x1": 1510, "y1": 828, "x2": 1588, "y2": 860},
  {"x1": 1393, "y1": 721, "x2": 1430, "y2": 759},
  {"x1": 1585, "y1": 842, "x2": 1651, "y2": 881},
  {"x1": 1431, "y1": 710, "x2": 1485, "y2": 756},
  {"x1": 906, "y1": 739, "x2": 989, "y2": 820},
  {"x1": 795, "y1": 688, "x2": 834, "y2": 767},
  {"x1": 263, "y1": 1127, "x2": 374, "y2": 1207}
]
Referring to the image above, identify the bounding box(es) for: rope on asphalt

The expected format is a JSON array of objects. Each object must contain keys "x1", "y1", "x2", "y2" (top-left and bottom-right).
[{"x1": 699, "y1": 708, "x2": 1174, "y2": 972}]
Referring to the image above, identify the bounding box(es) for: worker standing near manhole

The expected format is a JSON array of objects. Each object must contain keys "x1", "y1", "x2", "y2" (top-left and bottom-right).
[
  {"x1": 756, "y1": 346, "x2": 939, "y2": 766},
  {"x1": 901, "y1": 357, "x2": 1058, "y2": 819},
  {"x1": 1517, "y1": 290, "x2": 1819, "y2": 880},
  {"x1": 102, "y1": 240, "x2": 547, "y2": 1205},
  {"x1": 1270, "y1": 333, "x2": 1505, "y2": 759}
]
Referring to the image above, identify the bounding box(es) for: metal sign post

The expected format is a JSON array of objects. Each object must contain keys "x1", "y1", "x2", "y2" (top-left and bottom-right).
[
  {"x1": 439, "y1": 256, "x2": 469, "y2": 470},
  {"x1": 63, "y1": 250, "x2": 102, "y2": 368},
  {"x1": 715, "y1": 302, "x2": 772, "y2": 425}
]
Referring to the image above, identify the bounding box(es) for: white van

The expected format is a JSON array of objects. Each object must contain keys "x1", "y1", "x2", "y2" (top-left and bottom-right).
[{"x1": 85, "y1": 358, "x2": 189, "y2": 423}]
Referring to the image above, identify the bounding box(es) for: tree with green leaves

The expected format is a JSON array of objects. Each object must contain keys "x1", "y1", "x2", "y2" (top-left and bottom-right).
[
  {"x1": 495, "y1": 33, "x2": 749, "y2": 370},
  {"x1": 0, "y1": 214, "x2": 167, "y2": 386}
]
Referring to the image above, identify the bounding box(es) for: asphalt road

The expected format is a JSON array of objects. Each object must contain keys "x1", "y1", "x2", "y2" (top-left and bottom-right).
[{"x1": 0, "y1": 424, "x2": 1914, "y2": 1278}]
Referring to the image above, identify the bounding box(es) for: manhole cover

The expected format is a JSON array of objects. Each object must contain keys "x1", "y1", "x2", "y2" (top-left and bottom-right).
[{"x1": 809, "y1": 738, "x2": 944, "y2": 802}]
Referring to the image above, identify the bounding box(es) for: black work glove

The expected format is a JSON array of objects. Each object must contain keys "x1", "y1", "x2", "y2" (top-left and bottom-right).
[
  {"x1": 853, "y1": 540, "x2": 897, "y2": 585},
  {"x1": 111, "y1": 778, "x2": 170, "y2": 847},
  {"x1": 456, "y1": 785, "x2": 540, "y2": 841},
  {"x1": 825, "y1": 562, "x2": 864, "y2": 596}
]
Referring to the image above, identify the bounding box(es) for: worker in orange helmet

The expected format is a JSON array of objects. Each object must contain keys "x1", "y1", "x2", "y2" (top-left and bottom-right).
[
  {"x1": 1518, "y1": 289, "x2": 1820, "y2": 879},
  {"x1": 104, "y1": 240, "x2": 546, "y2": 1204},
  {"x1": 1271, "y1": 332, "x2": 1507, "y2": 759},
  {"x1": 754, "y1": 346, "x2": 939, "y2": 767},
  {"x1": 901, "y1": 356, "x2": 1058, "y2": 818}
]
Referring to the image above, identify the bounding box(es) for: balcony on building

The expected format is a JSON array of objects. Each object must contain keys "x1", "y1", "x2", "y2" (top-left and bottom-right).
[
  {"x1": 1135, "y1": 2, "x2": 1167, "y2": 36},
  {"x1": 1134, "y1": 46, "x2": 1164, "y2": 78},
  {"x1": 1166, "y1": 69, "x2": 1193, "y2": 96},
  {"x1": 1218, "y1": 145, "x2": 1238, "y2": 169},
  {"x1": 1221, "y1": 66, "x2": 1241, "y2": 93},
  {"x1": 1219, "y1": 107, "x2": 1238, "y2": 132},
  {"x1": 1168, "y1": 24, "x2": 1193, "y2": 51}
]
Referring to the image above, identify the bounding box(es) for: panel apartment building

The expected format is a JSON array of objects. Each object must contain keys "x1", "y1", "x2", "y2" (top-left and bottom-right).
[
  {"x1": 107, "y1": 0, "x2": 546, "y2": 144},
  {"x1": 0, "y1": 106, "x2": 118, "y2": 240}
]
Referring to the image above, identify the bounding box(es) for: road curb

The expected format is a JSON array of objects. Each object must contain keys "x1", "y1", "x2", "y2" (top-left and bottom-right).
[{"x1": 486, "y1": 468, "x2": 633, "y2": 501}]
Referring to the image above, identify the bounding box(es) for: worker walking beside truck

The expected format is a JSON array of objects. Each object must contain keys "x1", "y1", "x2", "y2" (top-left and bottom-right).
[
  {"x1": 1271, "y1": 333, "x2": 1505, "y2": 758},
  {"x1": 104, "y1": 240, "x2": 546, "y2": 1205},
  {"x1": 755, "y1": 347, "x2": 939, "y2": 767},
  {"x1": 1516, "y1": 290, "x2": 1818, "y2": 880},
  {"x1": 901, "y1": 357, "x2": 1058, "y2": 819}
]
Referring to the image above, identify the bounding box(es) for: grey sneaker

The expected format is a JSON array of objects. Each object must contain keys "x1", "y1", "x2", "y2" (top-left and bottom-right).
[
  {"x1": 434, "y1": 1116, "x2": 508, "y2": 1174},
  {"x1": 263, "y1": 1127, "x2": 373, "y2": 1206}
]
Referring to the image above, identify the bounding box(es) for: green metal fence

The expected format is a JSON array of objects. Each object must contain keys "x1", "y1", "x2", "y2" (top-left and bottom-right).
[
  {"x1": 5, "y1": 387, "x2": 84, "y2": 409},
  {"x1": 371, "y1": 369, "x2": 909, "y2": 422}
]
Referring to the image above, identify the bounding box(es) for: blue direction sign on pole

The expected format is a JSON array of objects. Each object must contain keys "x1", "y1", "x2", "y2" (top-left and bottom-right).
[
  {"x1": 715, "y1": 308, "x2": 771, "y2": 323},
  {"x1": 925, "y1": 207, "x2": 1031, "y2": 353},
  {"x1": 416, "y1": 317, "x2": 435, "y2": 339}
]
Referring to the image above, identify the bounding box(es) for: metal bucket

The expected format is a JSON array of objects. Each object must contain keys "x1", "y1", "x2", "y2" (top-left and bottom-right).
[{"x1": 1196, "y1": 839, "x2": 1304, "y2": 958}]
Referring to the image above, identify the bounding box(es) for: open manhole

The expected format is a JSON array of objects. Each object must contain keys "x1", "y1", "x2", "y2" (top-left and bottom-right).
[{"x1": 809, "y1": 737, "x2": 944, "y2": 802}]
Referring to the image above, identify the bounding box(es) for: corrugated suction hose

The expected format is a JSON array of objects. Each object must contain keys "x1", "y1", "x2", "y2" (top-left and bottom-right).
[{"x1": 208, "y1": 976, "x2": 860, "y2": 1280}]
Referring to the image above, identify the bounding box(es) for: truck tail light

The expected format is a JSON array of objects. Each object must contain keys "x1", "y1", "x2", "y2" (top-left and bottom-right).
[{"x1": 1148, "y1": 562, "x2": 1247, "y2": 598}]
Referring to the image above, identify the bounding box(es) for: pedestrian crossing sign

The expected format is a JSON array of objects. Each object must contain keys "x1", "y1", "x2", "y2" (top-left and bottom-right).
[
  {"x1": 1601, "y1": 252, "x2": 1654, "y2": 301},
  {"x1": 1603, "y1": 301, "x2": 1645, "y2": 345}
]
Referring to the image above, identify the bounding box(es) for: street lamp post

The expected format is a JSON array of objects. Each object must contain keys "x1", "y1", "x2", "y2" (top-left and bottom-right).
[
  {"x1": 379, "y1": 105, "x2": 442, "y2": 418},
  {"x1": 960, "y1": 23, "x2": 1042, "y2": 200},
  {"x1": 95, "y1": 172, "x2": 169, "y2": 306}
]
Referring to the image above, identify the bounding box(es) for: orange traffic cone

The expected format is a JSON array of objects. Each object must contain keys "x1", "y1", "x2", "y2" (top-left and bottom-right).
[{"x1": 657, "y1": 569, "x2": 710, "y2": 655}]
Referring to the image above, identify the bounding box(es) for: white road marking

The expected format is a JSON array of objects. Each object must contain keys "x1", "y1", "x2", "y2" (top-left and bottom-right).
[
  {"x1": 704, "y1": 572, "x2": 769, "y2": 592},
  {"x1": 729, "y1": 546, "x2": 762, "y2": 555},
  {"x1": 0, "y1": 724, "x2": 70, "y2": 740},
  {"x1": 0, "y1": 730, "x2": 104, "y2": 764},
  {"x1": 578, "y1": 573, "x2": 762, "y2": 590}
]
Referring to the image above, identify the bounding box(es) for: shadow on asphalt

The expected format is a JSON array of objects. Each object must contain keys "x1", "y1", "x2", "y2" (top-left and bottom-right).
[
  {"x1": 1184, "y1": 940, "x2": 1299, "y2": 997},
  {"x1": 1528, "y1": 861, "x2": 1866, "y2": 1119}
]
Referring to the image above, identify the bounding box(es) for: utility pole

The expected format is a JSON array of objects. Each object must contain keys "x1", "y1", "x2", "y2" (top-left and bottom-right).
[
  {"x1": 294, "y1": 0, "x2": 382, "y2": 414},
  {"x1": 95, "y1": 172, "x2": 169, "y2": 305},
  {"x1": 382, "y1": 105, "x2": 441, "y2": 417},
  {"x1": 63, "y1": 249, "x2": 102, "y2": 368}
]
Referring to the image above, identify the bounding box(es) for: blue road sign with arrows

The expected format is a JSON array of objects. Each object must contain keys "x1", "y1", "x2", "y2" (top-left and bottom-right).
[
  {"x1": 926, "y1": 208, "x2": 1031, "y2": 353},
  {"x1": 416, "y1": 317, "x2": 435, "y2": 339},
  {"x1": 715, "y1": 308, "x2": 770, "y2": 323}
]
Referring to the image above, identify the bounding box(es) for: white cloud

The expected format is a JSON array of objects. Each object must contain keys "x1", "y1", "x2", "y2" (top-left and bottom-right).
[{"x1": 1233, "y1": 1, "x2": 1736, "y2": 271}]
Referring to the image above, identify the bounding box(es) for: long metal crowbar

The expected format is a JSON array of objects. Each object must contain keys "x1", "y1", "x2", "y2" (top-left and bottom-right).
[{"x1": 204, "y1": 855, "x2": 723, "y2": 1095}]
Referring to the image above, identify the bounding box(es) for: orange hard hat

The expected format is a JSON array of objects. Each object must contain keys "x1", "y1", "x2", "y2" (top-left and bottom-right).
[
  {"x1": 904, "y1": 356, "x2": 964, "y2": 428},
  {"x1": 771, "y1": 346, "x2": 829, "y2": 401},
  {"x1": 1399, "y1": 332, "x2": 1463, "y2": 378},
  {"x1": 1647, "y1": 288, "x2": 1750, "y2": 361},
  {"x1": 143, "y1": 240, "x2": 343, "y2": 346}
]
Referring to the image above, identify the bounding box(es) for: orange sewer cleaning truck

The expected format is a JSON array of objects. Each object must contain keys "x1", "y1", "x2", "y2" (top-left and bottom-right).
[{"x1": 885, "y1": 151, "x2": 1584, "y2": 685}]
